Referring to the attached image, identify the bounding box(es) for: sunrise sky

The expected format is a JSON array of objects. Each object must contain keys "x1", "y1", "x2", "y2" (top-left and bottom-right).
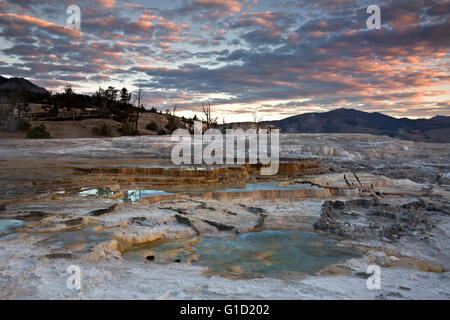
[{"x1": 0, "y1": 0, "x2": 448, "y2": 122}]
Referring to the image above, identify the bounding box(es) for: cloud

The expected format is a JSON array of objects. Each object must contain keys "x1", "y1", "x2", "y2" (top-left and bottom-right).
[
  {"x1": 97, "y1": 0, "x2": 116, "y2": 8},
  {"x1": 0, "y1": 12, "x2": 81, "y2": 39},
  {"x1": 0, "y1": 0, "x2": 448, "y2": 118},
  {"x1": 192, "y1": 0, "x2": 243, "y2": 14}
]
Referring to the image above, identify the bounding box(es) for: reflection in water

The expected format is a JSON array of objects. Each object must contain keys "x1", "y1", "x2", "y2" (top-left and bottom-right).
[
  {"x1": 78, "y1": 182, "x2": 319, "y2": 202},
  {"x1": 39, "y1": 229, "x2": 111, "y2": 254},
  {"x1": 79, "y1": 187, "x2": 174, "y2": 203},
  {"x1": 123, "y1": 230, "x2": 363, "y2": 278},
  {"x1": 120, "y1": 190, "x2": 174, "y2": 203},
  {"x1": 79, "y1": 187, "x2": 114, "y2": 197}
]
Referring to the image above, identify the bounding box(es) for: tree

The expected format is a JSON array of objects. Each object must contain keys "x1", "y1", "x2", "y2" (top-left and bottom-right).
[
  {"x1": 201, "y1": 101, "x2": 217, "y2": 129},
  {"x1": 105, "y1": 86, "x2": 118, "y2": 103},
  {"x1": 62, "y1": 85, "x2": 76, "y2": 110},
  {"x1": 120, "y1": 88, "x2": 131, "y2": 104},
  {"x1": 27, "y1": 124, "x2": 51, "y2": 139},
  {"x1": 94, "y1": 87, "x2": 107, "y2": 112},
  {"x1": 64, "y1": 85, "x2": 73, "y2": 96},
  {"x1": 95, "y1": 86, "x2": 122, "y2": 119},
  {"x1": 221, "y1": 115, "x2": 227, "y2": 133},
  {"x1": 252, "y1": 106, "x2": 263, "y2": 133},
  {"x1": 46, "y1": 91, "x2": 59, "y2": 116},
  {"x1": 120, "y1": 119, "x2": 134, "y2": 136},
  {"x1": 10, "y1": 88, "x2": 29, "y2": 121},
  {"x1": 133, "y1": 81, "x2": 144, "y2": 134},
  {"x1": 0, "y1": 96, "x2": 16, "y2": 131},
  {"x1": 146, "y1": 121, "x2": 158, "y2": 131}
]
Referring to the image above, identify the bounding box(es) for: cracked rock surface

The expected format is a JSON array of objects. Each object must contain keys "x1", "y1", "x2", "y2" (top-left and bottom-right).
[{"x1": 0, "y1": 134, "x2": 449, "y2": 299}]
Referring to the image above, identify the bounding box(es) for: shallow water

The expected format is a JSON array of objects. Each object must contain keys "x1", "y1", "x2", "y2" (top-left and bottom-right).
[
  {"x1": 78, "y1": 182, "x2": 319, "y2": 202},
  {"x1": 0, "y1": 219, "x2": 26, "y2": 235},
  {"x1": 79, "y1": 187, "x2": 174, "y2": 203},
  {"x1": 79, "y1": 187, "x2": 115, "y2": 197},
  {"x1": 123, "y1": 230, "x2": 363, "y2": 278},
  {"x1": 217, "y1": 182, "x2": 319, "y2": 192},
  {"x1": 122, "y1": 189, "x2": 175, "y2": 202},
  {"x1": 38, "y1": 228, "x2": 111, "y2": 254}
]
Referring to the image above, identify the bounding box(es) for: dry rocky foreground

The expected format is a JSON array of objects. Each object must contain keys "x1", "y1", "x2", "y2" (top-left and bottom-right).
[{"x1": 0, "y1": 133, "x2": 448, "y2": 299}]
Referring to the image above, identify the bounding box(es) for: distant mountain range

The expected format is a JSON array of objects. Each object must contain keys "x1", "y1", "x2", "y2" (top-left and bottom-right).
[
  {"x1": 0, "y1": 76, "x2": 48, "y2": 94},
  {"x1": 265, "y1": 108, "x2": 450, "y2": 143},
  {"x1": 1, "y1": 76, "x2": 448, "y2": 142}
]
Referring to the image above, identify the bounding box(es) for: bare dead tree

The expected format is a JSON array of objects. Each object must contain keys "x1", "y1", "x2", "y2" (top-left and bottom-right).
[
  {"x1": 0, "y1": 98, "x2": 15, "y2": 131},
  {"x1": 172, "y1": 105, "x2": 177, "y2": 116},
  {"x1": 252, "y1": 106, "x2": 263, "y2": 133},
  {"x1": 344, "y1": 174, "x2": 353, "y2": 188},
  {"x1": 201, "y1": 101, "x2": 217, "y2": 129},
  {"x1": 134, "y1": 81, "x2": 144, "y2": 133},
  {"x1": 221, "y1": 114, "x2": 227, "y2": 133},
  {"x1": 344, "y1": 173, "x2": 384, "y2": 198},
  {"x1": 10, "y1": 88, "x2": 29, "y2": 124},
  {"x1": 352, "y1": 171, "x2": 364, "y2": 188}
]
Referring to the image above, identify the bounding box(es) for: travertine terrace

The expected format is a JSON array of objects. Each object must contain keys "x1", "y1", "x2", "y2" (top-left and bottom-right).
[{"x1": 0, "y1": 134, "x2": 449, "y2": 299}]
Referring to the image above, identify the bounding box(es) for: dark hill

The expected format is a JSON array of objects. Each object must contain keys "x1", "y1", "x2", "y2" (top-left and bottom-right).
[
  {"x1": 264, "y1": 108, "x2": 450, "y2": 143},
  {"x1": 0, "y1": 76, "x2": 48, "y2": 94}
]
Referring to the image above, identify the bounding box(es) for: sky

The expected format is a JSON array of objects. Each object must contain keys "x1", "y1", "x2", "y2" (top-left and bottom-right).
[{"x1": 0, "y1": 0, "x2": 449, "y2": 122}]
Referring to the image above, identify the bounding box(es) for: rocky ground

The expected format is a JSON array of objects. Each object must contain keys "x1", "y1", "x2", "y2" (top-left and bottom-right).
[
  {"x1": 0, "y1": 111, "x2": 186, "y2": 139},
  {"x1": 0, "y1": 134, "x2": 448, "y2": 299}
]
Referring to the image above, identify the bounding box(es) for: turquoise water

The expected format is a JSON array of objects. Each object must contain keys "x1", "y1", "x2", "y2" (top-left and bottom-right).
[
  {"x1": 124, "y1": 230, "x2": 363, "y2": 278},
  {"x1": 0, "y1": 234, "x2": 18, "y2": 241},
  {"x1": 217, "y1": 182, "x2": 319, "y2": 192},
  {"x1": 0, "y1": 219, "x2": 26, "y2": 235},
  {"x1": 79, "y1": 182, "x2": 318, "y2": 202}
]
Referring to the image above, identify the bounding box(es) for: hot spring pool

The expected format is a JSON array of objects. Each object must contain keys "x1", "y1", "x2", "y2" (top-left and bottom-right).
[{"x1": 123, "y1": 230, "x2": 363, "y2": 278}]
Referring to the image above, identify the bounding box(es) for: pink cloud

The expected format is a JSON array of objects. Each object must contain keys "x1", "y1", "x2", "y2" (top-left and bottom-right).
[
  {"x1": 97, "y1": 0, "x2": 116, "y2": 8},
  {"x1": 193, "y1": 0, "x2": 243, "y2": 13},
  {"x1": 0, "y1": 13, "x2": 81, "y2": 39}
]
